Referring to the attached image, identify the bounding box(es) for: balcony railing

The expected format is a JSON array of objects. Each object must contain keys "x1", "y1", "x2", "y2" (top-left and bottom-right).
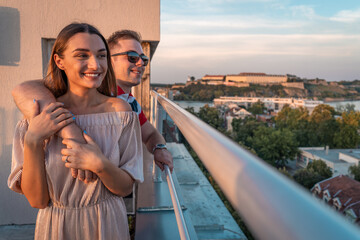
[{"x1": 150, "y1": 90, "x2": 360, "y2": 240}]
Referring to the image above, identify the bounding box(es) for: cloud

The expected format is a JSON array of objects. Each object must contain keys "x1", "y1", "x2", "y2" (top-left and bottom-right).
[
  {"x1": 156, "y1": 33, "x2": 360, "y2": 59},
  {"x1": 330, "y1": 8, "x2": 360, "y2": 23},
  {"x1": 154, "y1": 1, "x2": 360, "y2": 84},
  {"x1": 161, "y1": 13, "x2": 309, "y2": 35},
  {"x1": 163, "y1": 17, "x2": 305, "y2": 30},
  {"x1": 290, "y1": 5, "x2": 316, "y2": 19}
]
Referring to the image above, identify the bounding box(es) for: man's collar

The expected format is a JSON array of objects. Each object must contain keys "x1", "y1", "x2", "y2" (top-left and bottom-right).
[
  {"x1": 117, "y1": 85, "x2": 126, "y2": 95},
  {"x1": 117, "y1": 85, "x2": 133, "y2": 98}
]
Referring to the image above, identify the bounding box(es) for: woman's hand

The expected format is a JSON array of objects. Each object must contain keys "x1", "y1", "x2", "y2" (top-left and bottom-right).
[
  {"x1": 61, "y1": 132, "x2": 105, "y2": 182},
  {"x1": 26, "y1": 100, "x2": 75, "y2": 144}
]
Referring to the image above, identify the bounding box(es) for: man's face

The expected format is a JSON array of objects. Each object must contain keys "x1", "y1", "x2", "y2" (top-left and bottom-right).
[{"x1": 110, "y1": 39, "x2": 145, "y2": 89}]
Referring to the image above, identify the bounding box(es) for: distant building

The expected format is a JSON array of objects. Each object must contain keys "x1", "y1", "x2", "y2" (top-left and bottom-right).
[
  {"x1": 154, "y1": 88, "x2": 173, "y2": 100},
  {"x1": 281, "y1": 82, "x2": 305, "y2": 89},
  {"x1": 298, "y1": 147, "x2": 360, "y2": 176},
  {"x1": 225, "y1": 72, "x2": 287, "y2": 85},
  {"x1": 201, "y1": 75, "x2": 225, "y2": 85},
  {"x1": 307, "y1": 79, "x2": 328, "y2": 85},
  {"x1": 224, "y1": 106, "x2": 252, "y2": 131},
  {"x1": 171, "y1": 83, "x2": 186, "y2": 89},
  {"x1": 196, "y1": 72, "x2": 288, "y2": 87},
  {"x1": 213, "y1": 96, "x2": 323, "y2": 113},
  {"x1": 311, "y1": 175, "x2": 360, "y2": 225},
  {"x1": 256, "y1": 114, "x2": 273, "y2": 123}
]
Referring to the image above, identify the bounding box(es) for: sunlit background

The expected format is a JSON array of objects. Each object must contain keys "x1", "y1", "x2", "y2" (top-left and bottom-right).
[{"x1": 152, "y1": 0, "x2": 360, "y2": 84}]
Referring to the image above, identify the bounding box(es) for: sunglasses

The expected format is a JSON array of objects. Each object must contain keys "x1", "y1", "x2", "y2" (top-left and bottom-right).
[{"x1": 111, "y1": 51, "x2": 149, "y2": 66}]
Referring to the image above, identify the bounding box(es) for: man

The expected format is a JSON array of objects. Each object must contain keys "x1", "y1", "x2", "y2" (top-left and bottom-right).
[{"x1": 12, "y1": 29, "x2": 173, "y2": 183}]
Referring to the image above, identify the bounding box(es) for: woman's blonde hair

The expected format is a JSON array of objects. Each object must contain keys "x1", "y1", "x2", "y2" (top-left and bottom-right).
[{"x1": 45, "y1": 23, "x2": 117, "y2": 98}]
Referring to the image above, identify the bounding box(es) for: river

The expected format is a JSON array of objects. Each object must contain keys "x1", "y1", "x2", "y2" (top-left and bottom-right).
[
  {"x1": 174, "y1": 100, "x2": 360, "y2": 112},
  {"x1": 174, "y1": 101, "x2": 213, "y2": 112}
]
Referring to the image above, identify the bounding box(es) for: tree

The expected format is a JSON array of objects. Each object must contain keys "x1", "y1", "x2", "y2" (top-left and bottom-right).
[
  {"x1": 197, "y1": 105, "x2": 225, "y2": 131},
  {"x1": 248, "y1": 100, "x2": 266, "y2": 115},
  {"x1": 333, "y1": 111, "x2": 360, "y2": 148},
  {"x1": 231, "y1": 117, "x2": 265, "y2": 146},
  {"x1": 293, "y1": 159, "x2": 332, "y2": 189},
  {"x1": 214, "y1": 90, "x2": 224, "y2": 98},
  {"x1": 335, "y1": 103, "x2": 356, "y2": 114},
  {"x1": 275, "y1": 105, "x2": 309, "y2": 130},
  {"x1": 333, "y1": 125, "x2": 359, "y2": 148},
  {"x1": 349, "y1": 165, "x2": 360, "y2": 182},
  {"x1": 185, "y1": 106, "x2": 196, "y2": 115},
  {"x1": 308, "y1": 104, "x2": 339, "y2": 147},
  {"x1": 248, "y1": 126, "x2": 299, "y2": 167},
  {"x1": 293, "y1": 168, "x2": 325, "y2": 189},
  {"x1": 278, "y1": 167, "x2": 293, "y2": 179},
  {"x1": 306, "y1": 160, "x2": 332, "y2": 179}
]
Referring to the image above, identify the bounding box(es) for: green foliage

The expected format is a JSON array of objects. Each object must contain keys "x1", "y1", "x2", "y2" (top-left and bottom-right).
[
  {"x1": 197, "y1": 104, "x2": 225, "y2": 131},
  {"x1": 278, "y1": 167, "x2": 293, "y2": 179},
  {"x1": 275, "y1": 104, "x2": 360, "y2": 148},
  {"x1": 333, "y1": 124, "x2": 359, "y2": 148},
  {"x1": 306, "y1": 160, "x2": 332, "y2": 179},
  {"x1": 293, "y1": 159, "x2": 332, "y2": 189},
  {"x1": 248, "y1": 100, "x2": 266, "y2": 115},
  {"x1": 334, "y1": 111, "x2": 360, "y2": 148},
  {"x1": 174, "y1": 79, "x2": 360, "y2": 102},
  {"x1": 184, "y1": 106, "x2": 196, "y2": 115},
  {"x1": 232, "y1": 117, "x2": 265, "y2": 145},
  {"x1": 247, "y1": 126, "x2": 299, "y2": 167},
  {"x1": 349, "y1": 165, "x2": 360, "y2": 182},
  {"x1": 307, "y1": 104, "x2": 339, "y2": 147},
  {"x1": 275, "y1": 105, "x2": 309, "y2": 130},
  {"x1": 335, "y1": 103, "x2": 356, "y2": 114},
  {"x1": 293, "y1": 168, "x2": 325, "y2": 189}
]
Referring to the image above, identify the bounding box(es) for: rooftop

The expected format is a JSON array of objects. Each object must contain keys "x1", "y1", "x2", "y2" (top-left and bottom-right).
[
  {"x1": 314, "y1": 175, "x2": 360, "y2": 219},
  {"x1": 301, "y1": 148, "x2": 360, "y2": 164}
]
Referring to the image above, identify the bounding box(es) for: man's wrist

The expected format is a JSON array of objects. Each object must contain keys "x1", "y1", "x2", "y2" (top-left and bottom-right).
[{"x1": 152, "y1": 144, "x2": 167, "y2": 154}]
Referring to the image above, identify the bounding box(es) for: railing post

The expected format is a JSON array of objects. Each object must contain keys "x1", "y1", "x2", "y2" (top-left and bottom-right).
[{"x1": 152, "y1": 94, "x2": 162, "y2": 182}]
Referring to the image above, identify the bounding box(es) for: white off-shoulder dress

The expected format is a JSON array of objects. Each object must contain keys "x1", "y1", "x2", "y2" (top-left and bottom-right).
[{"x1": 8, "y1": 112, "x2": 143, "y2": 240}]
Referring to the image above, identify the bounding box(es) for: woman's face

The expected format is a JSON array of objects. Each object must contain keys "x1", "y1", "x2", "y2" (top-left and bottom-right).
[{"x1": 55, "y1": 32, "x2": 108, "y2": 91}]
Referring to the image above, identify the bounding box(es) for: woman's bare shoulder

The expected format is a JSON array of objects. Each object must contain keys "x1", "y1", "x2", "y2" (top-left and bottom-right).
[{"x1": 105, "y1": 97, "x2": 132, "y2": 112}]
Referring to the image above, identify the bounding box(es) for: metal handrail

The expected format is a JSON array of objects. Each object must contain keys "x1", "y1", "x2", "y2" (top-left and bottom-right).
[
  {"x1": 150, "y1": 90, "x2": 360, "y2": 240},
  {"x1": 165, "y1": 165, "x2": 191, "y2": 240},
  {"x1": 151, "y1": 93, "x2": 190, "y2": 240}
]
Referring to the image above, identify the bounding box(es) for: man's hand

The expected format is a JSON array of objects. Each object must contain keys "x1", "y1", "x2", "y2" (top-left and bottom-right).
[
  {"x1": 141, "y1": 121, "x2": 174, "y2": 172},
  {"x1": 153, "y1": 149, "x2": 174, "y2": 173},
  {"x1": 26, "y1": 101, "x2": 74, "y2": 143}
]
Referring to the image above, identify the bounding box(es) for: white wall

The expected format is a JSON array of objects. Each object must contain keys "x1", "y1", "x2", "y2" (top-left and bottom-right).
[
  {"x1": 339, "y1": 153, "x2": 360, "y2": 164},
  {"x1": 0, "y1": 0, "x2": 160, "y2": 225}
]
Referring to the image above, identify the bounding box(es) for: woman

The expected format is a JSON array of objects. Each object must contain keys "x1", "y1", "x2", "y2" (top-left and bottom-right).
[{"x1": 8, "y1": 23, "x2": 143, "y2": 239}]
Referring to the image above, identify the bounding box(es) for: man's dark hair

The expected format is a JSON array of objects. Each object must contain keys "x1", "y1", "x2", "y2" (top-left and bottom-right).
[{"x1": 107, "y1": 30, "x2": 142, "y2": 48}]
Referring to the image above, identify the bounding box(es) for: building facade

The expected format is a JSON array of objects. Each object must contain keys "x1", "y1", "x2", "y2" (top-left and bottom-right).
[
  {"x1": 225, "y1": 72, "x2": 287, "y2": 85},
  {"x1": 0, "y1": 0, "x2": 160, "y2": 225},
  {"x1": 201, "y1": 74, "x2": 225, "y2": 85},
  {"x1": 298, "y1": 147, "x2": 360, "y2": 176},
  {"x1": 213, "y1": 96, "x2": 323, "y2": 113}
]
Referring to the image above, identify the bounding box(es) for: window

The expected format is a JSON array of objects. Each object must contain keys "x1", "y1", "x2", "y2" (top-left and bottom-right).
[
  {"x1": 41, "y1": 38, "x2": 56, "y2": 77},
  {"x1": 345, "y1": 209, "x2": 357, "y2": 223}
]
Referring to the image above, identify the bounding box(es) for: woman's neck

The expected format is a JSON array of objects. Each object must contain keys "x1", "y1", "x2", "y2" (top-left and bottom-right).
[{"x1": 59, "y1": 88, "x2": 106, "y2": 115}]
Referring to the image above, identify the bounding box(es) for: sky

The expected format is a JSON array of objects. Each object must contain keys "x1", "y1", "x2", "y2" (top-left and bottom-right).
[{"x1": 151, "y1": 0, "x2": 360, "y2": 84}]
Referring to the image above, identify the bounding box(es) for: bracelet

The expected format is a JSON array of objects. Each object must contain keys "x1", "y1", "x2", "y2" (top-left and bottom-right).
[{"x1": 152, "y1": 144, "x2": 167, "y2": 154}]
